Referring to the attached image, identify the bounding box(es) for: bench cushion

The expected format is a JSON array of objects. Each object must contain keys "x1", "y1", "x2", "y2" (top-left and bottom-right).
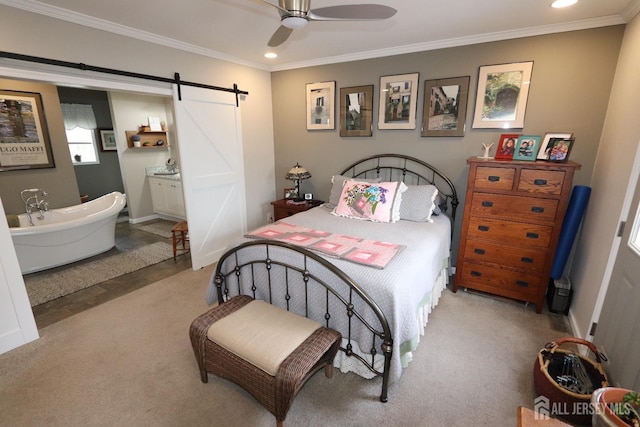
[{"x1": 206, "y1": 299, "x2": 322, "y2": 376}]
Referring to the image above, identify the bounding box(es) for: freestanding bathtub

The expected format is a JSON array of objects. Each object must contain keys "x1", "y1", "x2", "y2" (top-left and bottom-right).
[{"x1": 9, "y1": 191, "x2": 126, "y2": 274}]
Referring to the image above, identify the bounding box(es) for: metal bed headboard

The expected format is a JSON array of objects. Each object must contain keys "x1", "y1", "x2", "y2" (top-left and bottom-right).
[{"x1": 339, "y1": 154, "x2": 459, "y2": 223}]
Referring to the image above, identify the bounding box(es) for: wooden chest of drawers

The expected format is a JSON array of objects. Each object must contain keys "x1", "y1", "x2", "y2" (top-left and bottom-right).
[{"x1": 453, "y1": 158, "x2": 581, "y2": 313}]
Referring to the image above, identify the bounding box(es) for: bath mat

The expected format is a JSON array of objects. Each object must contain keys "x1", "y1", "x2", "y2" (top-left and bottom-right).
[
  {"x1": 23, "y1": 242, "x2": 175, "y2": 307},
  {"x1": 136, "y1": 220, "x2": 177, "y2": 239}
]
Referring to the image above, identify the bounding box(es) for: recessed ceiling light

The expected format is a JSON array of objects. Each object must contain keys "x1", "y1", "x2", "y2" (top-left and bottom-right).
[
  {"x1": 264, "y1": 52, "x2": 278, "y2": 59},
  {"x1": 551, "y1": 0, "x2": 579, "y2": 8}
]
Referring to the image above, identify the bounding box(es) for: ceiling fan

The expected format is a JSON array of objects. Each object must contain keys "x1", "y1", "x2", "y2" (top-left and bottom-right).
[{"x1": 261, "y1": 0, "x2": 397, "y2": 47}]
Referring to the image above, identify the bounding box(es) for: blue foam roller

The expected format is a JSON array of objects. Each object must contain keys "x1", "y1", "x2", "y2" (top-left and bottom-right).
[{"x1": 551, "y1": 185, "x2": 591, "y2": 279}]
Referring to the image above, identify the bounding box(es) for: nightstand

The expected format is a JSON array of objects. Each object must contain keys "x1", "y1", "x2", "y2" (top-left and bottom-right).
[{"x1": 271, "y1": 198, "x2": 324, "y2": 221}]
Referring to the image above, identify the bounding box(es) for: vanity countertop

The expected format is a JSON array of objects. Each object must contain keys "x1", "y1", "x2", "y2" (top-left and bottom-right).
[{"x1": 145, "y1": 166, "x2": 181, "y2": 181}]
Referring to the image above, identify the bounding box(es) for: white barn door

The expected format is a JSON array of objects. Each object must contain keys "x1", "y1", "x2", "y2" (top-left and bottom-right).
[{"x1": 173, "y1": 86, "x2": 247, "y2": 270}]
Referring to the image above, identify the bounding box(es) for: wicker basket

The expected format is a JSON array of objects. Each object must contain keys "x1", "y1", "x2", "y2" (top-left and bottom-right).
[{"x1": 533, "y1": 337, "x2": 609, "y2": 425}]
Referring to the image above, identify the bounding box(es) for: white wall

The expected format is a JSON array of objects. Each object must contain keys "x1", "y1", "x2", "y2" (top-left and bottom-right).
[
  {"x1": 570, "y1": 13, "x2": 640, "y2": 338},
  {"x1": 109, "y1": 92, "x2": 174, "y2": 222}
]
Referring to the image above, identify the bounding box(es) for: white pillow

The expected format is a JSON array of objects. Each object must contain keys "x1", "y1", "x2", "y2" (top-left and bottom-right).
[{"x1": 399, "y1": 185, "x2": 439, "y2": 222}]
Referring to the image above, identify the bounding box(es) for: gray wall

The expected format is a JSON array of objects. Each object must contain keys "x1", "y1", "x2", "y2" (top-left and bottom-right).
[
  {"x1": 271, "y1": 26, "x2": 625, "y2": 265},
  {"x1": 57, "y1": 87, "x2": 125, "y2": 201}
]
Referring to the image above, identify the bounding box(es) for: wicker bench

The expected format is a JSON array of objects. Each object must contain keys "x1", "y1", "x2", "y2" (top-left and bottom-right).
[{"x1": 189, "y1": 294, "x2": 341, "y2": 427}]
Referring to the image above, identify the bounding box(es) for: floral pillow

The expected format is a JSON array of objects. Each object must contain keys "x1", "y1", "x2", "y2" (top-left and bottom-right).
[
  {"x1": 332, "y1": 180, "x2": 406, "y2": 223},
  {"x1": 327, "y1": 174, "x2": 381, "y2": 207}
]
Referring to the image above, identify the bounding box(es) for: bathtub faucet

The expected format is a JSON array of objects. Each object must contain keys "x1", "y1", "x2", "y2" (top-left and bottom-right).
[{"x1": 20, "y1": 188, "x2": 49, "y2": 226}]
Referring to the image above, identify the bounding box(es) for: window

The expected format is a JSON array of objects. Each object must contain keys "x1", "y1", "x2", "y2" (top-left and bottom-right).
[
  {"x1": 66, "y1": 127, "x2": 99, "y2": 165},
  {"x1": 60, "y1": 103, "x2": 99, "y2": 165},
  {"x1": 630, "y1": 197, "x2": 640, "y2": 256}
]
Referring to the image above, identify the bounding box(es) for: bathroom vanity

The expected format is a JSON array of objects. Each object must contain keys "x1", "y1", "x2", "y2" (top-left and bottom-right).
[{"x1": 146, "y1": 166, "x2": 186, "y2": 220}]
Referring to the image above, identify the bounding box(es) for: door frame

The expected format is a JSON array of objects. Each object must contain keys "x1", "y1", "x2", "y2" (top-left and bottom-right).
[
  {"x1": 0, "y1": 61, "x2": 175, "y2": 331},
  {"x1": 589, "y1": 139, "x2": 640, "y2": 336}
]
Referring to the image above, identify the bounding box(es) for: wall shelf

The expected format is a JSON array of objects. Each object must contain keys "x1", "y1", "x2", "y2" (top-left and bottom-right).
[{"x1": 126, "y1": 130, "x2": 168, "y2": 148}]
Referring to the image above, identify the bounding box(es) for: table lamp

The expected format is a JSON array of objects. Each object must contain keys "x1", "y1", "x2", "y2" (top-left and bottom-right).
[{"x1": 285, "y1": 163, "x2": 311, "y2": 201}]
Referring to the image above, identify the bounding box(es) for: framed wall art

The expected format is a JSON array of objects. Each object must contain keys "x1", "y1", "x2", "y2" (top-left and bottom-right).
[
  {"x1": 306, "y1": 81, "x2": 335, "y2": 130},
  {"x1": 340, "y1": 85, "x2": 373, "y2": 137},
  {"x1": 0, "y1": 90, "x2": 55, "y2": 171},
  {"x1": 537, "y1": 132, "x2": 573, "y2": 160},
  {"x1": 421, "y1": 76, "x2": 469, "y2": 137},
  {"x1": 494, "y1": 133, "x2": 520, "y2": 160},
  {"x1": 98, "y1": 129, "x2": 117, "y2": 151},
  {"x1": 378, "y1": 73, "x2": 419, "y2": 130},
  {"x1": 472, "y1": 61, "x2": 534, "y2": 129},
  {"x1": 512, "y1": 135, "x2": 541, "y2": 161}
]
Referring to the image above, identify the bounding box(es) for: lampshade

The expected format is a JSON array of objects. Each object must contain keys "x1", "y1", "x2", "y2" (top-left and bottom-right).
[
  {"x1": 285, "y1": 163, "x2": 311, "y2": 181},
  {"x1": 285, "y1": 163, "x2": 311, "y2": 200}
]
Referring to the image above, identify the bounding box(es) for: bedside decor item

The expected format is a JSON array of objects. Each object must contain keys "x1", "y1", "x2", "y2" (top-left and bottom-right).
[
  {"x1": 472, "y1": 61, "x2": 534, "y2": 129},
  {"x1": 495, "y1": 134, "x2": 520, "y2": 160},
  {"x1": 512, "y1": 135, "x2": 541, "y2": 161},
  {"x1": 538, "y1": 132, "x2": 574, "y2": 160},
  {"x1": 421, "y1": 76, "x2": 470, "y2": 137},
  {"x1": 340, "y1": 85, "x2": 373, "y2": 137},
  {"x1": 285, "y1": 163, "x2": 312, "y2": 201},
  {"x1": 306, "y1": 81, "x2": 335, "y2": 130},
  {"x1": 378, "y1": 73, "x2": 419, "y2": 130},
  {"x1": 284, "y1": 187, "x2": 297, "y2": 199}
]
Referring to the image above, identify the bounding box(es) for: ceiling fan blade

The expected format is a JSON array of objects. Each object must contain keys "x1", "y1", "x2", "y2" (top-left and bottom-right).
[
  {"x1": 261, "y1": 0, "x2": 291, "y2": 17},
  {"x1": 268, "y1": 25, "x2": 294, "y2": 47},
  {"x1": 308, "y1": 4, "x2": 397, "y2": 21}
]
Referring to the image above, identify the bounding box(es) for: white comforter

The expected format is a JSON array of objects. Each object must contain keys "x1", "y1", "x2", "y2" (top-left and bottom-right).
[{"x1": 206, "y1": 204, "x2": 451, "y2": 383}]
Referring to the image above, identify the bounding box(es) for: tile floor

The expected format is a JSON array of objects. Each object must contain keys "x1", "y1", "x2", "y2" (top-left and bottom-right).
[{"x1": 29, "y1": 217, "x2": 192, "y2": 329}]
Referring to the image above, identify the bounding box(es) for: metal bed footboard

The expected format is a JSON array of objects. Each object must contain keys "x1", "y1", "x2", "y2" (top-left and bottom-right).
[{"x1": 213, "y1": 239, "x2": 394, "y2": 402}]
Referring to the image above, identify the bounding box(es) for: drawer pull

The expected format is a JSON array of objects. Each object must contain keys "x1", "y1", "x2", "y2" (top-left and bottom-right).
[
  {"x1": 531, "y1": 206, "x2": 545, "y2": 213},
  {"x1": 474, "y1": 248, "x2": 486, "y2": 255},
  {"x1": 526, "y1": 232, "x2": 539, "y2": 239},
  {"x1": 534, "y1": 179, "x2": 548, "y2": 186},
  {"x1": 478, "y1": 225, "x2": 490, "y2": 232},
  {"x1": 481, "y1": 201, "x2": 494, "y2": 207},
  {"x1": 488, "y1": 176, "x2": 500, "y2": 182},
  {"x1": 521, "y1": 257, "x2": 534, "y2": 263},
  {"x1": 516, "y1": 280, "x2": 529, "y2": 287},
  {"x1": 470, "y1": 270, "x2": 482, "y2": 277}
]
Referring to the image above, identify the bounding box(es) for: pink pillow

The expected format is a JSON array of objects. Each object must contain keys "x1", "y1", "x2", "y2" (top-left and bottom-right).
[{"x1": 332, "y1": 180, "x2": 406, "y2": 223}]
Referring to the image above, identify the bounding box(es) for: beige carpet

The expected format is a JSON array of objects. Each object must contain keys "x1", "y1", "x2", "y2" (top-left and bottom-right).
[
  {"x1": 137, "y1": 220, "x2": 178, "y2": 239},
  {"x1": 0, "y1": 269, "x2": 573, "y2": 427},
  {"x1": 23, "y1": 242, "x2": 175, "y2": 306}
]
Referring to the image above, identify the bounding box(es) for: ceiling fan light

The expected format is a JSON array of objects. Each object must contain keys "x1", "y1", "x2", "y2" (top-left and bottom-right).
[
  {"x1": 282, "y1": 16, "x2": 308, "y2": 29},
  {"x1": 551, "y1": 0, "x2": 579, "y2": 8}
]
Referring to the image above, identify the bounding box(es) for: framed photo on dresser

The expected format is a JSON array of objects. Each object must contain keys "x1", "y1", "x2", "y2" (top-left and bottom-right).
[
  {"x1": 537, "y1": 132, "x2": 574, "y2": 160},
  {"x1": 512, "y1": 135, "x2": 541, "y2": 161},
  {"x1": 495, "y1": 133, "x2": 520, "y2": 160}
]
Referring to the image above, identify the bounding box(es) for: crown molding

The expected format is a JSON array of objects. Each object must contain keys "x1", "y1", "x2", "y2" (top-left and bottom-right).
[
  {"x1": 0, "y1": 0, "x2": 270, "y2": 71},
  {"x1": 270, "y1": 15, "x2": 626, "y2": 71},
  {"x1": 622, "y1": 0, "x2": 640, "y2": 21},
  {"x1": 0, "y1": 0, "x2": 632, "y2": 73}
]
